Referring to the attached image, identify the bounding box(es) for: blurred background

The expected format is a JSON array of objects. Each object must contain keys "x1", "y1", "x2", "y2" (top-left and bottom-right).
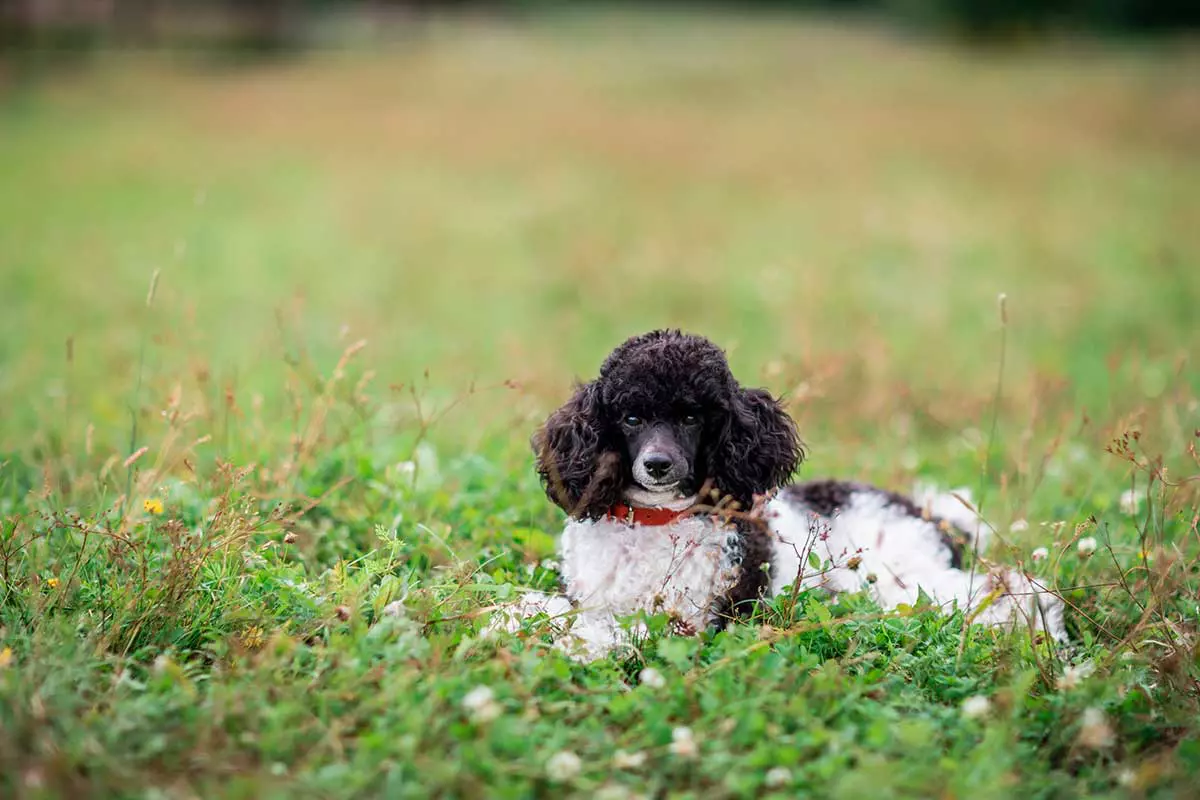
[
  {"x1": 1, "y1": 1, "x2": 1197, "y2": 473},
  {"x1": 2, "y1": 9, "x2": 1198, "y2": 796},
  {"x1": 2, "y1": 0, "x2": 1199, "y2": 51}
]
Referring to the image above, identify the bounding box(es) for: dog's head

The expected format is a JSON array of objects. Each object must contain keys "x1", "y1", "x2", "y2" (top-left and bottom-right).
[{"x1": 532, "y1": 330, "x2": 803, "y2": 519}]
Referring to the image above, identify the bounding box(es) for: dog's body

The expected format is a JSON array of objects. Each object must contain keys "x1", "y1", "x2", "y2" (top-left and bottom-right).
[{"x1": 501, "y1": 331, "x2": 1065, "y2": 659}]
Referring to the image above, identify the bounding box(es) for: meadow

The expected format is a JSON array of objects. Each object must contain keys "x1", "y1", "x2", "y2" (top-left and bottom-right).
[{"x1": 1, "y1": 9, "x2": 1199, "y2": 798}]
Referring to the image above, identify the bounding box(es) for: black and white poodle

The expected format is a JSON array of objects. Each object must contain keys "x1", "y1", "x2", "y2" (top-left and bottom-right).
[{"x1": 499, "y1": 330, "x2": 1063, "y2": 658}]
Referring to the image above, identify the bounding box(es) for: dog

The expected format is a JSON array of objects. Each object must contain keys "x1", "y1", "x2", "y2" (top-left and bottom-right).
[{"x1": 499, "y1": 330, "x2": 1064, "y2": 659}]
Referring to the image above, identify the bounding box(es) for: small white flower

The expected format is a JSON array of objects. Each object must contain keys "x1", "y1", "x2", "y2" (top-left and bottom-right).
[
  {"x1": 765, "y1": 766, "x2": 792, "y2": 787},
  {"x1": 546, "y1": 750, "x2": 583, "y2": 782},
  {"x1": 669, "y1": 726, "x2": 698, "y2": 758},
  {"x1": 461, "y1": 685, "x2": 494, "y2": 711},
  {"x1": 638, "y1": 667, "x2": 665, "y2": 689},
  {"x1": 1010, "y1": 519, "x2": 1030, "y2": 533},
  {"x1": 1117, "y1": 768, "x2": 1136, "y2": 787},
  {"x1": 461, "y1": 685, "x2": 501, "y2": 723},
  {"x1": 1031, "y1": 547, "x2": 1049, "y2": 562},
  {"x1": 1077, "y1": 537, "x2": 1098, "y2": 556},
  {"x1": 961, "y1": 695, "x2": 991, "y2": 719},
  {"x1": 1078, "y1": 707, "x2": 1115, "y2": 749},
  {"x1": 1060, "y1": 661, "x2": 1095, "y2": 691},
  {"x1": 382, "y1": 600, "x2": 405, "y2": 617},
  {"x1": 612, "y1": 749, "x2": 647, "y2": 769},
  {"x1": 540, "y1": 558, "x2": 560, "y2": 572},
  {"x1": 1120, "y1": 489, "x2": 1141, "y2": 515}
]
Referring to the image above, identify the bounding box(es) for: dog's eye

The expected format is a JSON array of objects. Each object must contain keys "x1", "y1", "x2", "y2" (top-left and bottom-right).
[
  {"x1": 682, "y1": 414, "x2": 699, "y2": 426},
  {"x1": 623, "y1": 415, "x2": 643, "y2": 427}
]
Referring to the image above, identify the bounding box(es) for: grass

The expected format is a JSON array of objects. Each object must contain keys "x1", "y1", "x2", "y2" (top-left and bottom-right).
[{"x1": 2, "y1": 8, "x2": 1199, "y2": 798}]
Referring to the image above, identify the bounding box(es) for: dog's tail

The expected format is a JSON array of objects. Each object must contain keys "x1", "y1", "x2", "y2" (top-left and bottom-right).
[{"x1": 912, "y1": 482, "x2": 1068, "y2": 643}]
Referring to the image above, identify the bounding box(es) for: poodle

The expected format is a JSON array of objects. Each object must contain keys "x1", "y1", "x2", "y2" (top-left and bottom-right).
[{"x1": 499, "y1": 330, "x2": 1064, "y2": 659}]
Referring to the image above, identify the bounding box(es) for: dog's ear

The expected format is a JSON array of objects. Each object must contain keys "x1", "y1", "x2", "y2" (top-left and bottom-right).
[
  {"x1": 532, "y1": 381, "x2": 624, "y2": 519},
  {"x1": 706, "y1": 387, "x2": 803, "y2": 507}
]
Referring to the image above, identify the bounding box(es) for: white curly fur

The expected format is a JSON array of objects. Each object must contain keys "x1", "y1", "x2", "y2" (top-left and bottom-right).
[{"x1": 769, "y1": 489, "x2": 1065, "y2": 642}]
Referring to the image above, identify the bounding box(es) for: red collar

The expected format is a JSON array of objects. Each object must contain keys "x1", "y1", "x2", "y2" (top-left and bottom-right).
[{"x1": 606, "y1": 502, "x2": 692, "y2": 527}]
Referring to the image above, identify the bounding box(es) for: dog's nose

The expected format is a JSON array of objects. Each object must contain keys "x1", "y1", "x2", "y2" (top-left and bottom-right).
[{"x1": 642, "y1": 455, "x2": 674, "y2": 480}]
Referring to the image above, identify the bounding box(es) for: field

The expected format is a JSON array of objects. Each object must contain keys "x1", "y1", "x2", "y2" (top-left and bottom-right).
[{"x1": 2, "y1": 9, "x2": 1199, "y2": 798}]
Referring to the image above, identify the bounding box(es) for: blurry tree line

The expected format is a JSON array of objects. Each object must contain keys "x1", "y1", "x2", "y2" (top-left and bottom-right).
[{"x1": 1, "y1": 0, "x2": 1197, "y2": 53}]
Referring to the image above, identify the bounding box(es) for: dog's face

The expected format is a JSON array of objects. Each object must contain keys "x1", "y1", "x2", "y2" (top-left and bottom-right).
[
  {"x1": 595, "y1": 330, "x2": 738, "y2": 501},
  {"x1": 617, "y1": 403, "x2": 705, "y2": 496},
  {"x1": 533, "y1": 330, "x2": 804, "y2": 519}
]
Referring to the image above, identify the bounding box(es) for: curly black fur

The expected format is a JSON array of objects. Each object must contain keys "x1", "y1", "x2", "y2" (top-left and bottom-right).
[
  {"x1": 712, "y1": 517, "x2": 777, "y2": 625},
  {"x1": 531, "y1": 382, "x2": 625, "y2": 519},
  {"x1": 533, "y1": 330, "x2": 805, "y2": 519}
]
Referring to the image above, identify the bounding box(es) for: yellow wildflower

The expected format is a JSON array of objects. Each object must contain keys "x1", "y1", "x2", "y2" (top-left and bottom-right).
[
  {"x1": 143, "y1": 498, "x2": 164, "y2": 515},
  {"x1": 46, "y1": 578, "x2": 60, "y2": 589},
  {"x1": 240, "y1": 626, "x2": 265, "y2": 649},
  {"x1": 0, "y1": 647, "x2": 12, "y2": 668}
]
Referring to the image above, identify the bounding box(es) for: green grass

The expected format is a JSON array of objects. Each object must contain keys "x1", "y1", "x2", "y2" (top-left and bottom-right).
[{"x1": 2, "y1": 9, "x2": 1199, "y2": 798}]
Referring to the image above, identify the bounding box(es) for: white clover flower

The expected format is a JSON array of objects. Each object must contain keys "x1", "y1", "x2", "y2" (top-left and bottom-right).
[
  {"x1": 461, "y1": 685, "x2": 501, "y2": 723},
  {"x1": 1117, "y1": 768, "x2": 1136, "y2": 787},
  {"x1": 765, "y1": 766, "x2": 792, "y2": 788},
  {"x1": 1078, "y1": 707, "x2": 1115, "y2": 749},
  {"x1": 461, "y1": 685, "x2": 494, "y2": 711},
  {"x1": 1077, "y1": 537, "x2": 1099, "y2": 556},
  {"x1": 1119, "y1": 489, "x2": 1141, "y2": 515},
  {"x1": 546, "y1": 750, "x2": 583, "y2": 782},
  {"x1": 1060, "y1": 661, "x2": 1095, "y2": 691},
  {"x1": 669, "y1": 726, "x2": 698, "y2": 758},
  {"x1": 612, "y1": 750, "x2": 647, "y2": 770},
  {"x1": 638, "y1": 667, "x2": 665, "y2": 689},
  {"x1": 961, "y1": 695, "x2": 991, "y2": 719},
  {"x1": 1031, "y1": 547, "x2": 1049, "y2": 562},
  {"x1": 1010, "y1": 519, "x2": 1030, "y2": 533}
]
